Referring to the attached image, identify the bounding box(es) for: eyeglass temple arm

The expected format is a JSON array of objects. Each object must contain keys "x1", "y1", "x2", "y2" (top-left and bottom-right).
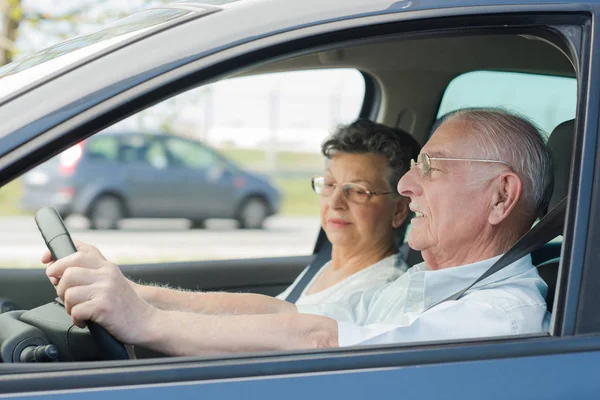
[{"x1": 429, "y1": 157, "x2": 511, "y2": 167}]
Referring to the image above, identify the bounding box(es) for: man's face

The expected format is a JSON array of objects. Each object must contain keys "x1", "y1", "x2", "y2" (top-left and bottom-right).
[{"x1": 396, "y1": 119, "x2": 498, "y2": 265}]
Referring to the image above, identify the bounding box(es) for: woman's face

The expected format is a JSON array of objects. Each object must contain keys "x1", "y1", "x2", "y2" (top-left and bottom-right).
[{"x1": 319, "y1": 152, "x2": 408, "y2": 253}]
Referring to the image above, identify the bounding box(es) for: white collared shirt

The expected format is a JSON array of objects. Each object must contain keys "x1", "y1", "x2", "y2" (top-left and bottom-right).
[
  {"x1": 277, "y1": 254, "x2": 407, "y2": 305},
  {"x1": 297, "y1": 254, "x2": 551, "y2": 347}
]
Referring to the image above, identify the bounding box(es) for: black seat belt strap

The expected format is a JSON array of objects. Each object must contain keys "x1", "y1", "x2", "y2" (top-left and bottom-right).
[
  {"x1": 426, "y1": 197, "x2": 567, "y2": 310},
  {"x1": 286, "y1": 228, "x2": 332, "y2": 303}
]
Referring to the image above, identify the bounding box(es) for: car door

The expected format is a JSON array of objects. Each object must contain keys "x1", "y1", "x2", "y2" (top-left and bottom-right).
[
  {"x1": 118, "y1": 135, "x2": 179, "y2": 217},
  {"x1": 1, "y1": 1, "x2": 600, "y2": 399},
  {"x1": 161, "y1": 135, "x2": 235, "y2": 218}
]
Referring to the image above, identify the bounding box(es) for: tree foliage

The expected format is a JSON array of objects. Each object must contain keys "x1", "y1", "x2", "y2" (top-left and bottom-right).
[{"x1": 0, "y1": 0, "x2": 168, "y2": 65}]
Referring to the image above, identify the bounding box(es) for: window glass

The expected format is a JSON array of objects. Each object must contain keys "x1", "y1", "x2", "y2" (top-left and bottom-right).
[
  {"x1": 1, "y1": 68, "x2": 364, "y2": 267},
  {"x1": 86, "y1": 136, "x2": 119, "y2": 162},
  {"x1": 145, "y1": 141, "x2": 169, "y2": 169},
  {"x1": 437, "y1": 71, "x2": 577, "y2": 134},
  {"x1": 119, "y1": 135, "x2": 148, "y2": 163},
  {"x1": 164, "y1": 137, "x2": 216, "y2": 169}
]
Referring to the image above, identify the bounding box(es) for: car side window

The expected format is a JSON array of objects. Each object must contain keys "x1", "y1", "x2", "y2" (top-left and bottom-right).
[
  {"x1": 163, "y1": 137, "x2": 216, "y2": 169},
  {"x1": 118, "y1": 136, "x2": 147, "y2": 163},
  {"x1": 1, "y1": 68, "x2": 364, "y2": 268},
  {"x1": 86, "y1": 136, "x2": 119, "y2": 162},
  {"x1": 145, "y1": 140, "x2": 169, "y2": 169}
]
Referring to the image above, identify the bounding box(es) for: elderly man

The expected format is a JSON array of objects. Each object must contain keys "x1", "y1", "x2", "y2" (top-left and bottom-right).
[{"x1": 45, "y1": 109, "x2": 552, "y2": 355}]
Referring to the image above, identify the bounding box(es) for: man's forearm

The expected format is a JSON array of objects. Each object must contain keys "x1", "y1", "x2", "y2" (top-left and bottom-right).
[
  {"x1": 139, "y1": 309, "x2": 339, "y2": 356},
  {"x1": 132, "y1": 282, "x2": 296, "y2": 315}
]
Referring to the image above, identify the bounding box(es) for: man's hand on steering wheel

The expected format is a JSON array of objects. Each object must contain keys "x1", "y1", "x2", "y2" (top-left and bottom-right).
[{"x1": 44, "y1": 241, "x2": 158, "y2": 346}]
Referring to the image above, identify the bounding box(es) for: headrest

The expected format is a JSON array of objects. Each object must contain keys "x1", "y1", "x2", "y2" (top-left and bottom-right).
[{"x1": 547, "y1": 119, "x2": 574, "y2": 211}]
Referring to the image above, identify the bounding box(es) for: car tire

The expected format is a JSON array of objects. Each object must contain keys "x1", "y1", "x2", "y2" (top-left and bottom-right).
[
  {"x1": 88, "y1": 195, "x2": 124, "y2": 230},
  {"x1": 237, "y1": 197, "x2": 269, "y2": 229},
  {"x1": 190, "y1": 219, "x2": 206, "y2": 229}
]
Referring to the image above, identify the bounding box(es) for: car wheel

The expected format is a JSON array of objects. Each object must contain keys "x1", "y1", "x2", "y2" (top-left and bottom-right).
[
  {"x1": 190, "y1": 219, "x2": 206, "y2": 229},
  {"x1": 88, "y1": 195, "x2": 124, "y2": 230},
  {"x1": 237, "y1": 197, "x2": 269, "y2": 229}
]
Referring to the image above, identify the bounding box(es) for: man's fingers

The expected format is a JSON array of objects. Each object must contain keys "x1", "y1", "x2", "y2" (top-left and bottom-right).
[
  {"x1": 71, "y1": 316, "x2": 86, "y2": 329},
  {"x1": 73, "y1": 240, "x2": 107, "y2": 260},
  {"x1": 42, "y1": 239, "x2": 106, "y2": 268},
  {"x1": 70, "y1": 301, "x2": 96, "y2": 327},
  {"x1": 46, "y1": 252, "x2": 106, "y2": 281},
  {"x1": 41, "y1": 249, "x2": 53, "y2": 264},
  {"x1": 55, "y1": 267, "x2": 98, "y2": 299},
  {"x1": 63, "y1": 284, "x2": 95, "y2": 315}
]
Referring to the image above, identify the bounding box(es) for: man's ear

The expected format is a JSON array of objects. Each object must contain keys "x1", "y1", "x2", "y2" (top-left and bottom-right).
[
  {"x1": 392, "y1": 197, "x2": 410, "y2": 228},
  {"x1": 489, "y1": 171, "x2": 522, "y2": 225}
]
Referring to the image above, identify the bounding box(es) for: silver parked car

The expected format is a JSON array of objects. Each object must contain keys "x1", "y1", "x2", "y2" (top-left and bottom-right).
[{"x1": 20, "y1": 131, "x2": 281, "y2": 229}]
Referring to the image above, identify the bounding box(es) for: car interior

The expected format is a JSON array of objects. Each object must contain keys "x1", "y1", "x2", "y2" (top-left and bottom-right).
[{"x1": 0, "y1": 16, "x2": 578, "y2": 363}]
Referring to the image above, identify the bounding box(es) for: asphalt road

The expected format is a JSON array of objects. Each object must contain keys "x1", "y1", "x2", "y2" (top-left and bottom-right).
[{"x1": 0, "y1": 215, "x2": 321, "y2": 267}]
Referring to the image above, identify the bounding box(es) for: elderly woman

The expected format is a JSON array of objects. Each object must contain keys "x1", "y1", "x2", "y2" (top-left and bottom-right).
[
  {"x1": 277, "y1": 119, "x2": 421, "y2": 304},
  {"x1": 44, "y1": 109, "x2": 551, "y2": 356}
]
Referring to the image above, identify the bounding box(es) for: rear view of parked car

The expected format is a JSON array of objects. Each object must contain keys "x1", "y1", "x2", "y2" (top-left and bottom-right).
[{"x1": 20, "y1": 132, "x2": 281, "y2": 229}]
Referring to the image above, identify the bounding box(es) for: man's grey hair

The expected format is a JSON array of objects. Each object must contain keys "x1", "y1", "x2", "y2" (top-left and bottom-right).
[
  {"x1": 443, "y1": 108, "x2": 553, "y2": 217},
  {"x1": 321, "y1": 119, "x2": 421, "y2": 244}
]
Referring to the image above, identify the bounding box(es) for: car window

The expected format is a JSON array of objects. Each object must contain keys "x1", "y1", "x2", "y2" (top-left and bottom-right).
[
  {"x1": 145, "y1": 140, "x2": 169, "y2": 169},
  {"x1": 437, "y1": 71, "x2": 577, "y2": 134},
  {"x1": 86, "y1": 136, "x2": 119, "y2": 162},
  {"x1": 164, "y1": 137, "x2": 217, "y2": 169},
  {"x1": 118, "y1": 135, "x2": 148, "y2": 163},
  {"x1": 2, "y1": 68, "x2": 364, "y2": 267}
]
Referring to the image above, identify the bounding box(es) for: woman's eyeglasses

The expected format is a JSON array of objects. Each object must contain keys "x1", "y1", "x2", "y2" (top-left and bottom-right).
[
  {"x1": 311, "y1": 176, "x2": 395, "y2": 204},
  {"x1": 410, "y1": 153, "x2": 512, "y2": 177}
]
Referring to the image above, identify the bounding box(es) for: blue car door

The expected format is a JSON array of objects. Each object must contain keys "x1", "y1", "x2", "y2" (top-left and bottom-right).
[
  {"x1": 161, "y1": 136, "x2": 235, "y2": 218},
  {"x1": 118, "y1": 135, "x2": 179, "y2": 217}
]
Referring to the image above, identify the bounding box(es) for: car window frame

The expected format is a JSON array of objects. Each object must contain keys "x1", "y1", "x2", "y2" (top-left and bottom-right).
[{"x1": 0, "y1": 7, "x2": 597, "y2": 394}]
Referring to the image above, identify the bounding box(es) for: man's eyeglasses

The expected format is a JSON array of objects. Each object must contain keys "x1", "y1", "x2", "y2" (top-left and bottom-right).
[
  {"x1": 311, "y1": 176, "x2": 395, "y2": 204},
  {"x1": 410, "y1": 153, "x2": 512, "y2": 177}
]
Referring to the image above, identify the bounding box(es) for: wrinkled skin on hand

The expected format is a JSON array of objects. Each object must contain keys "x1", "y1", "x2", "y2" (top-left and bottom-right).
[{"x1": 43, "y1": 241, "x2": 156, "y2": 345}]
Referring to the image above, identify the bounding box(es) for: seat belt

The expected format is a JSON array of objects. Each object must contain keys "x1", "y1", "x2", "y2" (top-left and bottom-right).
[
  {"x1": 286, "y1": 228, "x2": 332, "y2": 303},
  {"x1": 426, "y1": 197, "x2": 567, "y2": 310}
]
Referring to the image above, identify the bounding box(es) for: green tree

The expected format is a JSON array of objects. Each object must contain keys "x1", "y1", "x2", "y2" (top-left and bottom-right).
[
  {"x1": 0, "y1": 0, "x2": 21, "y2": 65},
  {"x1": 0, "y1": 0, "x2": 169, "y2": 66}
]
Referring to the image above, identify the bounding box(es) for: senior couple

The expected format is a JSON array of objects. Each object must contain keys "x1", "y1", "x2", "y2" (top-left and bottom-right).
[{"x1": 45, "y1": 108, "x2": 552, "y2": 355}]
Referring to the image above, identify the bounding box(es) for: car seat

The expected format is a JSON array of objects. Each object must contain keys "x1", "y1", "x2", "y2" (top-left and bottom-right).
[{"x1": 535, "y1": 118, "x2": 574, "y2": 313}]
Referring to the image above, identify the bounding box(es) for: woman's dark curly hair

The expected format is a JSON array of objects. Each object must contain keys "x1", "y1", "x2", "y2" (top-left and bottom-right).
[
  {"x1": 321, "y1": 119, "x2": 421, "y2": 244},
  {"x1": 322, "y1": 119, "x2": 421, "y2": 195}
]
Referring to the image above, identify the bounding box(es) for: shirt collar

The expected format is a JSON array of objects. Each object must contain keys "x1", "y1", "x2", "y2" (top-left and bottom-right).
[{"x1": 411, "y1": 254, "x2": 535, "y2": 308}]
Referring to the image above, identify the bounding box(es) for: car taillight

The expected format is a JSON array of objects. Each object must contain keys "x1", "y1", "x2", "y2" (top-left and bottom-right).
[{"x1": 59, "y1": 142, "x2": 84, "y2": 176}]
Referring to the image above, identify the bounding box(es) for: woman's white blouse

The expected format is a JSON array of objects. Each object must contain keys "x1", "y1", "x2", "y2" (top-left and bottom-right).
[{"x1": 276, "y1": 253, "x2": 407, "y2": 305}]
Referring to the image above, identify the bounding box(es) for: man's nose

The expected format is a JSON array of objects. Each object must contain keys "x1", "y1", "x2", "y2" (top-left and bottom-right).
[{"x1": 397, "y1": 168, "x2": 421, "y2": 198}]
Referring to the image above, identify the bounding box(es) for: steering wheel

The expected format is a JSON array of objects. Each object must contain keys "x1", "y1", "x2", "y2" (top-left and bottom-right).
[
  {"x1": 53, "y1": 297, "x2": 131, "y2": 360},
  {"x1": 35, "y1": 207, "x2": 130, "y2": 361},
  {"x1": 0, "y1": 299, "x2": 130, "y2": 362}
]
